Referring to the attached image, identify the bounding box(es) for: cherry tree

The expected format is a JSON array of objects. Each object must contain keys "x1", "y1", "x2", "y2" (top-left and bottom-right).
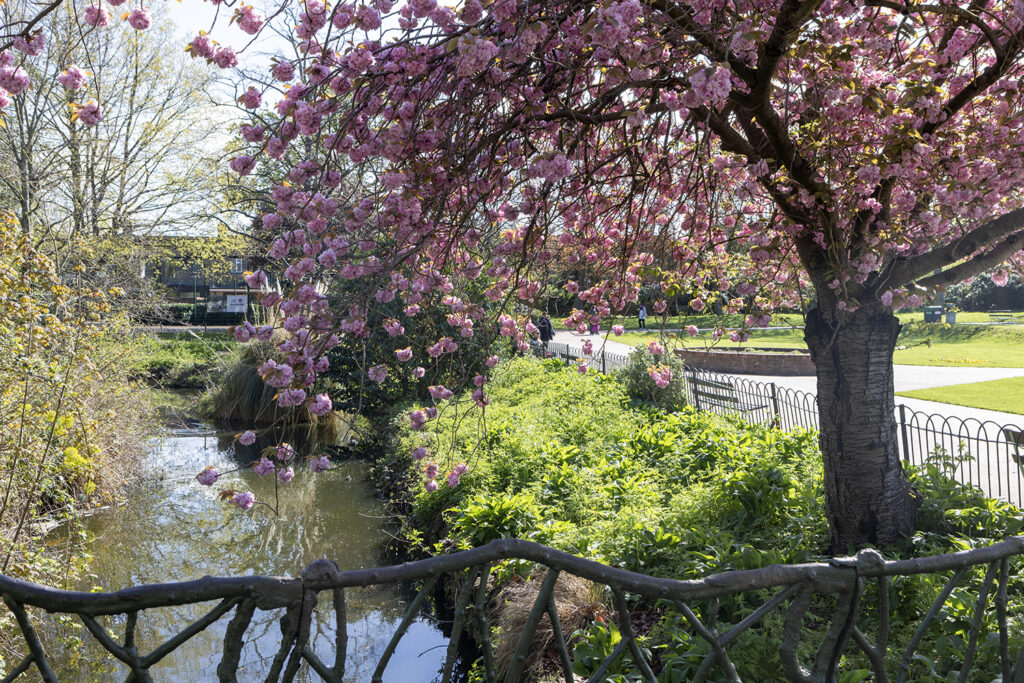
[
  {"x1": 227, "y1": 0, "x2": 1024, "y2": 551},
  {"x1": 6, "y1": 0, "x2": 1024, "y2": 550}
]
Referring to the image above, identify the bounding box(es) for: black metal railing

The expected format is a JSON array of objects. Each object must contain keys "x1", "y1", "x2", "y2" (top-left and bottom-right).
[
  {"x1": 532, "y1": 340, "x2": 632, "y2": 373},
  {"x1": 3, "y1": 537, "x2": 1024, "y2": 682},
  {"x1": 680, "y1": 367, "x2": 1024, "y2": 507}
]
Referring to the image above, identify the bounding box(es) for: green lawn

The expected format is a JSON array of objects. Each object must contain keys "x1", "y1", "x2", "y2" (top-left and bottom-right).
[
  {"x1": 897, "y1": 376, "x2": 1024, "y2": 415},
  {"x1": 613, "y1": 318, "x2": 1024, "y2": 368}
]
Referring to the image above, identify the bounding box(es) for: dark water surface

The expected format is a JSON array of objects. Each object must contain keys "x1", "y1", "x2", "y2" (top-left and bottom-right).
[{"x1": 52, "y1": 429, "x2": 447, "y2": 681}]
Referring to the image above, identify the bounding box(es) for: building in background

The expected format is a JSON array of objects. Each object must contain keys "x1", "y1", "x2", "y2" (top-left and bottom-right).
[{"x1": 140, "y1": 237, "x2": 256, "y2": 324}]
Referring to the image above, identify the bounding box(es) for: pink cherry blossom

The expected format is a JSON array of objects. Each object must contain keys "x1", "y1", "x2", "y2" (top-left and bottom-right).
[
  {"x1": 272, "y1": 60, "x2": 295, "y2": 81},
  {"x1": 0, "y1": 67, "x2": 30, "y2": 95},
  {"x1": 189, "y1": 33, "x2": 216, "y2": 59},
  {"x1": 230, "y1": 155, "x2": 256, "y2": 176},
  {"x1": 253, "y1": 457, "x2": 275, "y2": 476},
  {"x1": 196, "y1": 467, "x2": 219, "y2": 486},
  {"x1": 231, "y1": 491, "x2": 256, "y2": 510},
  {"x1": 238, "y1": 430, "x2": 256, "y2": 446},
  {"x1": 84, "y1": 4, "x2": 110, "y2": 27},
  {"x1": 368, "y1": 365, "x2": 387, "y2": 382},
  {"x1": 236, "y1": 5, "x2": 264, "y2": 34},
  {"x1": 77, "y1": 102, "x2": 102, "y2": 126},
  {"x1": 214, "y1": 47, "x2": 238, "y2": 69},
  {"x1": 240, "y1": 87, "x2": 261, "y2": 109},
  {"x1": 57, "y1": 65, "x2": 89, "y2": 91},
  {"x1": 126, "y1": 8, "x2": 151, "y2": 31},
  {"x1": 13, "y1": 33, "x2": 45, "y2": 56},
  {"x1": 309, "y1": 393, "x2": 332, "y2": 416},
  {"x1": 310, "y1": 455, "x2": 331, "y2": 472}
]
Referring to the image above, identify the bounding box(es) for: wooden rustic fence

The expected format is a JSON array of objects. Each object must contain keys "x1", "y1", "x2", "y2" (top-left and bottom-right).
[{"x1": 3, "y1": 537, "x2": 1024, "y2": 682}]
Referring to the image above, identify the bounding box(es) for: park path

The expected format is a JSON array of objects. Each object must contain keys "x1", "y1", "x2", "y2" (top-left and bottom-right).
[
  {"x1": 144, "y1": 324, "x2": 1024, "y2": 425},
  {"x1": 743, "y1": 366, "x2": 1024, "y2": 427},
  {"x1": 552, "y1": 328, "x2": 1024, "y2": 425}
]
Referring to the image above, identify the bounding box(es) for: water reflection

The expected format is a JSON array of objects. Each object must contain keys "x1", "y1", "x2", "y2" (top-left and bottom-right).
[{"x1": 54, "y1": 429, "x2": 448, "y2": 682}]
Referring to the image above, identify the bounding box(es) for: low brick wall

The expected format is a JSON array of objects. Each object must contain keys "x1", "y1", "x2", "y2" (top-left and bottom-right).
[{"x1": 674, "y1": 347, "x2": 815, "y2": 376}]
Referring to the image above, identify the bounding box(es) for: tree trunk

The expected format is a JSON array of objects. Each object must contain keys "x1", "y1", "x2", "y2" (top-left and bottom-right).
[{"x1": 804, "y1": 304, "x2": 919, "y2": 552}]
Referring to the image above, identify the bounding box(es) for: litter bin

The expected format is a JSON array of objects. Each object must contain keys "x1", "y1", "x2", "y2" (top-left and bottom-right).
[{"x1": 923, "y1": 306, "x2": 942, "y2": 323}]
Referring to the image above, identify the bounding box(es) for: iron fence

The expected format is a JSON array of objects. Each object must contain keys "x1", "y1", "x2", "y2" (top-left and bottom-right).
[
  {"x1": 532, "y1": 340, "x2": 632, "y2": 373},
  {"x1": 681, "y1": 367, "x2": 1024, "y2": 508},
  {"x1": 528, "y1": 346, "x2": 1024, "y2": 508},
  {"x1": 3, "y1": 537, "x2": 1024, "y2": 682}
]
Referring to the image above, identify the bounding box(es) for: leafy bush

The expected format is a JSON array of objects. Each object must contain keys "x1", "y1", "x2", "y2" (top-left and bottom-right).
[
  {"x1": 0, "y1": 220, "x2": 156, "y2": 662},
  {"x1": 615, "y1": 346, "x2": 688, "y2": 410},
  {"x1": 945, "y1": 272, "x2": 1024, "y2": 311},
  {"x1": 390, "y1": 356, "x2": 1024, "y2": 682}
]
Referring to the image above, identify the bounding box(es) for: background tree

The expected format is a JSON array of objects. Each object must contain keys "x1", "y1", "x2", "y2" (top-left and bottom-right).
[{"x1": 0, "y1": 2, "x2": 221, "y2": 243}]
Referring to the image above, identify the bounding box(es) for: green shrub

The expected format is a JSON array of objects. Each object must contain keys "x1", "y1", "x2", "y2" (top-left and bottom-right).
[
  {"x1": 615, "y1": 346, "x2": 688, "y2": 410},
  {"x1": 387, "y1": 356, "x2": 1024, "y2": 682}
]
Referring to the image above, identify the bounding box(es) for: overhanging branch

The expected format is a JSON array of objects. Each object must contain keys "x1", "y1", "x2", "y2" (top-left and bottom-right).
[
  {"x1": 914, "y1": 230, "x2": 1024, "y2": 290},
  {"x1": 888, "y1": 207, "x2": 1024, "y2": 287}
]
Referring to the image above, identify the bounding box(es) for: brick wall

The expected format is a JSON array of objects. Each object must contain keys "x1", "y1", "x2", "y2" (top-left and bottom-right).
[{"x1": 673, "y1": 347, "x2": 815, "y2": 376}]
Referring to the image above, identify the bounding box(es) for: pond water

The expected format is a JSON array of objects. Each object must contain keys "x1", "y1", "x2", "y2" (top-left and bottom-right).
[{"x1": 52, "y1": 428, "x2": 449, "y2": 681}]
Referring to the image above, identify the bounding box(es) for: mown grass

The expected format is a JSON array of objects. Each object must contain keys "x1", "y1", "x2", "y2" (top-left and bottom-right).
[
  {"x1": 614, "y1": 317, "x2": 1024, "y2": 367},
  {"x1": 898, "y1": 376, "x2": 1024, "y2": 415}
]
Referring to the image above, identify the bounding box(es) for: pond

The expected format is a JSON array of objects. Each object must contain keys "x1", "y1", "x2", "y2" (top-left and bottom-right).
[{"x1": 50, "y1": 427, "x2": 449, "y2": 681}]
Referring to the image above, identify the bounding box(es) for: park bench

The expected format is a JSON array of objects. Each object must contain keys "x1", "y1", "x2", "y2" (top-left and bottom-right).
[
  {"x1": 990, "y1": 310, "x2": 1018, "y2": 324},
  {"x1": 686, "y1": 369, "x2": 769, "y2": 415},
  {"x1": 1004, "y1": 428, "x2": 1024, "y2": 466}
]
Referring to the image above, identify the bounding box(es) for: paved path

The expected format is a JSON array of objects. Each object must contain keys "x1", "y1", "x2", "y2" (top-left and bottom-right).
[
  {"x1": 752, "y1": 366, "x2": 1024, "y2": 427},
  {"x1": 550, "y1": 329, "x2": 637, "y2": 356},
  {"x1": 550, "y1": 329, "x2": 1024, "y2": 426}
]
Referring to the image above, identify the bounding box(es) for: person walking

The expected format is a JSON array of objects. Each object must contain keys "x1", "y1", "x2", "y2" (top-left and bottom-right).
[
  {"x1": 538, "y1": 312, "x2": 554, "y2": 351},
  {"x1": 638, "y1": 304, "x2": 647, "y2": 330}
]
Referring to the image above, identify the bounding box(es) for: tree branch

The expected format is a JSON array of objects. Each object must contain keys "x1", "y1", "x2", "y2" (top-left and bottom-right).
[
  {"x1": 888, "y1": 207, "x2": 1024, "y2": 287},
  {"x1": 914, "y1": 230, "x2": 1024, "y2": 290}
]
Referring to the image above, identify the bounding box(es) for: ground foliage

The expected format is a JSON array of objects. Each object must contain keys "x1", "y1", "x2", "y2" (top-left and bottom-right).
[{"x1": 388, "y1": 358, "x2": 1024, "y2": 681}]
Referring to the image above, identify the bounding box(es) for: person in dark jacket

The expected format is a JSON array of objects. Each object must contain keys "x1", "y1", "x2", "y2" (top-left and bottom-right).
[{"x1": 538, "y1": 313, "x2": 554, "y2": 350}]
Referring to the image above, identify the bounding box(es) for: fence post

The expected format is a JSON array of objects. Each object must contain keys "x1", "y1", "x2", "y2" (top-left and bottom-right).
[
  {"x1": 899, "y1": 404, "x2": 910, "y2": 463},
  {"x1": 770, "y1": 383, "x2": 781, "y2": 429}
]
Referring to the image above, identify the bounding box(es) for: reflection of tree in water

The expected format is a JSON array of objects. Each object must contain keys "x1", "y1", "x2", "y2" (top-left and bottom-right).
[{"x1": 42, "y1": 431, "x2": 448, "y2": 681}]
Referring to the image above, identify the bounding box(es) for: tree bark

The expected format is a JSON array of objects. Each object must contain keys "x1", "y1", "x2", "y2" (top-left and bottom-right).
[{"x1": 805, "y1": 304, "x2": 919, "y2": 552}]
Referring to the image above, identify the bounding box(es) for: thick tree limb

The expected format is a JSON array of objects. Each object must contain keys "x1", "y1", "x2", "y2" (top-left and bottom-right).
[
  {"x1": 888, "y1": 207, "x2": 1024, "y2": 287},
  {"x1": 915, "y1": 230, "x2": 1024, "y2": 290},
  {"x1": 865, "y1": 0, "x2": 1004, "y2": 59}
]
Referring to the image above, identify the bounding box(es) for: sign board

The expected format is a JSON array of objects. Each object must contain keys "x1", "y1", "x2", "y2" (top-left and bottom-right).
[{"x1": 225, "y1": 295, "x2": 248, "y2": 313}]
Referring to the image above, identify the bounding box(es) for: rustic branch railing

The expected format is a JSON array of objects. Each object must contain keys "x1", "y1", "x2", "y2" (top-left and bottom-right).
[{"x1": 3, "y1": 537, "x2": 1024, "y2": 682}]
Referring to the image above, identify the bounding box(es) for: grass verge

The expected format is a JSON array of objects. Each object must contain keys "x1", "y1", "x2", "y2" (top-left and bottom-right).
[
  {"x1": 897, "y1": 376, "x2": 1024, "y2": 415},
  {"x1": 618, "y1": 320, "x2": 1024, "y2": 367}
]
